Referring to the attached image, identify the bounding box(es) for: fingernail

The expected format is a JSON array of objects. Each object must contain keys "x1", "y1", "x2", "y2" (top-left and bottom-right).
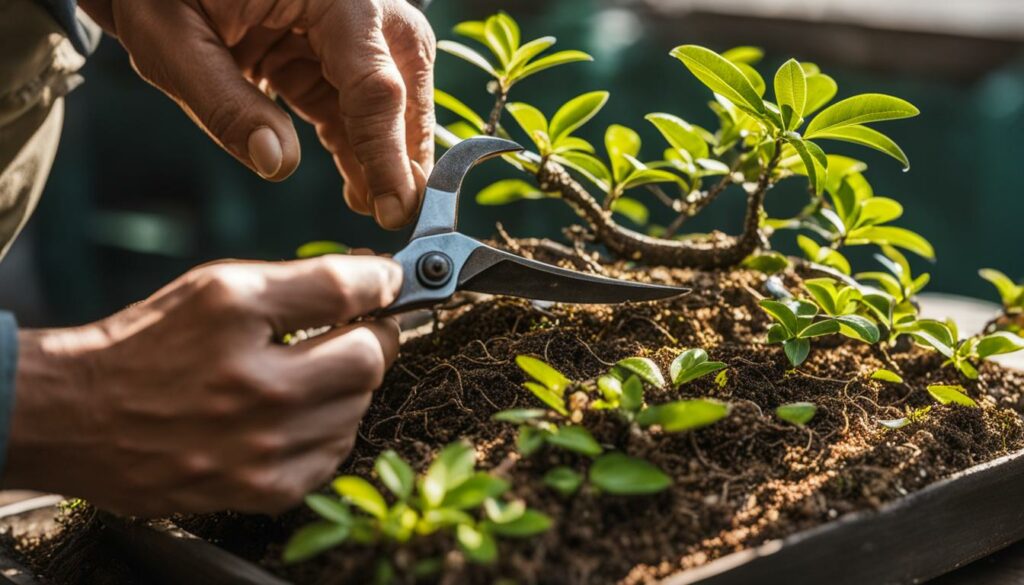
[
  {"x1": 248, "y1": 127, "x2": 282, "y2": 178},
  {"x1": 374, "y1": 195, "x2": 405, "y2": 230}
]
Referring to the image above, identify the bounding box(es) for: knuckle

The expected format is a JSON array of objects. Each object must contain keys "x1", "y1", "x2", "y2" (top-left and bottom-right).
[
  {"x1": 343, "y1": 69, "x2": 405, "y2": 118},
  {"x1": 247, "y1": 432, "x2": 289, "y2": 458},
  {"x1": 347, "y1": 336, "x2": 386, "y2": 391},
  {"x1": 190, "y1": 266, "x2": 252, "y2": 315},
  {"x1": 213, "y1": 361, "x2": 293, "y2": 406},
  {"x1": 203, "y1": 93, "x2": 253, "y2": 147}
]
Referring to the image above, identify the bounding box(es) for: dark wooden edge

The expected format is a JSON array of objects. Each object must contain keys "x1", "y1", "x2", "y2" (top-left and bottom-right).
[
  {"x1": 97, "y1": 513, "x2": 290, "y2": 585},
  {"x1": 662, "y1": 449, "x2": 1024, "y2": 585}
]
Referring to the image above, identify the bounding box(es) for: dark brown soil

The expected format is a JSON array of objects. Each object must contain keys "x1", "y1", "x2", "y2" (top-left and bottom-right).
[{"x1": 14, "y1": 262, "x2": 1024, "y2": 585}]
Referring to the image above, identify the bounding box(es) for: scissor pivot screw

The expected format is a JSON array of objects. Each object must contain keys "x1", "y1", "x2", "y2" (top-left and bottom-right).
[{"x1": 417, "y1": 252, "x2": 453, "y2": 288}]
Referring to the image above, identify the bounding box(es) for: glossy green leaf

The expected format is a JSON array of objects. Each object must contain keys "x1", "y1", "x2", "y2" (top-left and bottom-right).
[
  {"x1": 636, "y1": 399, "x2": 730, "y2": 432},
  {"x1": 611, "y1": 197, "x2": 649, "y2": 226},
  {"x1": 282, "y1": 521, "x2": 351, "y2": 564},
  {"x1": 670, "y1": 348, "x2": 727, "y2": 386},
  {"x1": 589, "y1": 453, "x2": 671, "y2": 495},
  {"x1": 979, "y1": 269, "x2": 1023, "y2": 308},
  {"x1": 375, "y1": 451, "x2": 414, "y2": 501},
  {"x1": 646, "y1": 113, "x2": 709, "y2": 158},
  {"x1": 804, "y1": 74, "x2": 838, "y2": 115},
  {"x1": 722, "y1": 46, "x2": 764, "y2": 65},
  {"x1": 435, "y1": 89, "x2": 486, "y2": 131},
  {"x1": 524, "y1": 382, "x2": 568, "y2": 417},
  {"x1": 476, "y1": 179, "x2": 546, "y2": 205},
  {"x1": 518, "y1": 50, "x2": 593, "y2": 82},
  {"x1": 516, "y1": 355, "x2": 571, "y2": 394},
  {"x1": 856, "y1": 197, "x2": 904, "y2": 228},
  {"x1": 492, "y1": 408, "x2": 547, "y2": 423},
  {"x1": 927, "y1": 384, "x2": 978, "y2": 407},
  {"x1": 506, "y1": 102, "x2": 548, "y2": 145},
  {"x1": 846, "y1": 226, "x2": 934, "y2": 259},
  {"x1": 554, "y1": 151, "x2": 612, "y2": 192},
  {"x1": 296, "y1": 241, "x2": 350, "y2": 258},
  {"x1": 453, "y1": 20, "x2": 487, "y2": 44},
  {"x1": 784, "y1": 338, "x2": 811, "y2": 367},
  {"x1": 442, "y1": 473, "x2": 509, "y2": 510},
  {"x1": 506, "y1": 36, "x2": 556, "y2": 76},
  {"x1": 621, "y1": 168, "x2": 684, "y2": 192},
  {"x1": 671, "y1": 45, "x2": 766, "y2": 116},
  {"x1": 806, "y1": 94, "x2": 919, "y2": 137},
  {"x1": 487, "y1": 509, "x2": 553, "y2": 537},
  {"x1": 976, "y1": 332, "x2": 1024, "y2": 359},
  {"x1": 837, "y1": 315, "x2": 881, "y2": 344},
  {"x1": 305, "y1": 494, "x2": 353, "y2": 525},
  {"x1": 760, "y1": 299, "x2": 800, "y2": 335},
  {"x1": 798, "y1": 319, "x2": 841, "y2": 338},
  {"x1": 517, "y1": 426, "x2": 547, "y2": 456},
  {"x1": 735, "y1": 62, "x2": 766, "y2": 97},
  {"x1": 437, "y1": 40, "x2": 498, "y2": 77},
  {"x1": 543, "y1": 466, "x2": 583, "y2": 497},
  {"x1": 546, "y1": 425, "x2": 603, "y2": 457},
  {"x1": 549, "y1": 91, "x2": 609, "y2": 144},
  {"x1": 775, "y1": 59, "x2": 807, "y2": 122},
  {"x1": 871, "y1": 369, "x2": 904, "y2": 384},
  {"x1": 615, "y1": 357, "x2": 666, "y2": 387},
  {"x1": 456, "y1": 523, "x2": 497, "y2": 564},
  {"x1": 620, "y1": 375, "x2": 645, "y2": 413},
  {"x1": 606, "y1": 125, "x2": 643, "y2": 183},
  {"x1": 421, "y1": 442, "x2": 476, "y2": 508},
  {"x1": 787, "y1": 135, "x2": 827, "y2": 195},
  {"x1": 812, "y1": 125, "x2": 910, "y2": 170},
  {"x1": 484, "y1": 12, "x2": 518, "y2": 66},
  {"x1": 332, "y1": 477, "x2": 387, "y2": 520},
  {"x1": 742, "y1": 252, "x2": 789, "y2": 275},
  {"x1": 381, "y1": 503, "x2": 418, "y2": 543},
  {"x1": 776, "y1": 402, "x2": 817, "y2": 426}
]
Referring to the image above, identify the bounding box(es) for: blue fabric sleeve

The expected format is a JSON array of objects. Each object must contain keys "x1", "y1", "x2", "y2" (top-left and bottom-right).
[
  {"x1": 33, "y1": 0, "x2": 100, "y2": 56},
  {"x1": 0, "y1": 313, "x2": 17, "y2": 476}
]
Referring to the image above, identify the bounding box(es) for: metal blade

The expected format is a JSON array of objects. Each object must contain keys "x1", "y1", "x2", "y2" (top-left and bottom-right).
[{"x1": 457, "y1": 245, "x2": 688, "y2": 304}]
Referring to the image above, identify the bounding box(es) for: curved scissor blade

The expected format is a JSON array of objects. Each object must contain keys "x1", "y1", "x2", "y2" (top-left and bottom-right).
[
  {"x1": 457, "y1": 245, "x2": 688, "y2": 304},
  {"x1": 412, "y1": 137, "x2": 522, "y2": 239}
]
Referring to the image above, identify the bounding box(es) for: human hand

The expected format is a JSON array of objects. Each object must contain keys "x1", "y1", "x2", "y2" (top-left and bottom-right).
[
  {"x1": 79, "y1": 0, "x2": 435, "y2": 229},
  {"x1": 5, "y1": 255, "x2": 401, "y2": 516}
]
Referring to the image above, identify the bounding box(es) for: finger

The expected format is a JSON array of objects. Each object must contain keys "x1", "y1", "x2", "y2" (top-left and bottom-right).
[
  {"x1": 309, "y1": 3, "x2": 417, "y2": 229},
  {"x1": 118, "y1": 2, "x2": 301, "y2": 181},
  {"x1": 387, "y1": 1, "x2": 437, "y2": 177},
  {"x1": 274, "y1": 319, "x2": 400, "y2": 402},
  {"x1": 258, "y1": 256, "x2": 402, "y2": 334}
]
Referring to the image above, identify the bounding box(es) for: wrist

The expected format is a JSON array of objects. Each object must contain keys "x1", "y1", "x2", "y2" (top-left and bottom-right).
[{"x1": 4, "y1": 327, "x2": 105, "y2": 490}]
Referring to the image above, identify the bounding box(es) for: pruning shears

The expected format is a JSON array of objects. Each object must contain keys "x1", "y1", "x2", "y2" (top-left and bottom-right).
[{"x1": 379, "y1": 136, "x2": 687, "y2": 316}]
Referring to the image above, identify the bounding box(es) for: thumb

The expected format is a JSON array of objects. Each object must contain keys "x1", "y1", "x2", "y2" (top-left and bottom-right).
[{"x1": 119, "y1": 2, "x2": 300, "y2": 181}]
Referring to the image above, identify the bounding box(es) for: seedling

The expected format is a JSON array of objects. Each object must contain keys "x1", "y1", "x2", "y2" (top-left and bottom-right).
[
  {"x1": 871, "y1": 369, "x2": 904, "y2": 384},
  {"x1": 927, "y1": 384, "x2": 978, "y2": 408},
  {"x1": 980, "y1": 269, "x2": 1024, "y2": 329},
  {"x1": 904, "y1": 319, "x2": 1024, "y2": 379},
  {"x1": 879, "y1": 405, "x2": 931, "y2": 430},
  {"x1": 282, "y1": 443, "x2": 550, "y2": 571},
  {"x1": 759, "y1": 294, "x2": 878, "y2": 367}
]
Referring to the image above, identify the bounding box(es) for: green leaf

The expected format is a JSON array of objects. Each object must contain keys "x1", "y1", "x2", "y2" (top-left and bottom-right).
[
  {"x1": 549, "y1": 91, "x2": 609, "y2": 144},
  {"x1": 422, "y1": 442, "x2": 477, "y2": 508},
  {"x1": 645, "y1": 113, "x2": 709, "y2": 159},
  {"x1": 836, "y1": 315, "x2": 881, "y2": 344},
  {"x1": 787, "y1": 136, "x2": 827, "y2": 195},
  {"x1": 776, "y1": 402, "x2": 817, "y2": 426},
  {"x1": 927, "y1": 384, "x2": 978, "y2": 407},
  {"x1": 543, "y1": 467, "x2": 583, "y2": 497},
  {"x1": 621, "y1": 169, "x2": 684, "y2": 192},
  {"x1": 797, "y1": 235, "x2": 851, "y2": 274},
  {"x1": 375, "y1": 450, "x2": 414, "y2": 501},
  {"x1": 305, "y1": 494, "x2": 353, "y2": 525},
  {"x1": 735, "y1": 62, "x2": 766, "y2": 97},
  {"x1": 670, "y1": 45, "x2": 766, "y2": 116},
  {"x1": 484, "y1": 12, "x2": 519, "y2": 67},
  {"x1": 456, "y1": 523, "x2": 497, "y2": 564},
  {"x1": 506, "y1": 36, "x2": 556, "y2": 76},
  {"x1": 476, "y1": 179, "x2": 546, "y2": 205},
  {"x1": 518, "y1": 50, "x2": 593, "y2": 82},
  {"x1": 804, "y1": 74, "x2": 838, "y2": 115},
  {"x1": 381, "y1": 503, "x2": 418, "y2": 543},
  {"x1": 784, "y1": 338, "x2": 811, "y2": 367},
  {"x1": 437, "y1": 40, "x2": 498, "y2": 77},
  {"x1": 742, "y1": 252, "x2": 789, "y2": 275},
  {"x1": 715, "y1": 369, "x2": 729, "y2": 388},
  {"x1": 588, "y1": 453, "x2": 671, "y2": 495},
  {"x1": 979, "y1": 269, "x2": 1022, "y2": 308},
  {"x1": 798, "y1": 319, "x2": 841, "y2": 338},
  {"x1": 620, "y1": 375, "x2": 645, "y2": 413},
  {"x1": 670, "y1": 348, "x2": 727, "y2": 387},
  {"x1": 546, "y1": 425, "x2": 603, "y2": 457},
  {"x1": 453, "y1": 20, "x2": 487, "y2": 44},
  {"x1": 524, "y1": 382, "x2": 568, "y2": 417},
  {"x1": 517, "y1": 426, "x2": 547, "y2": 456},
  {"x1": 760, "y1": 299, "x2": 800, "y2": 335},
  {"x1": 441, "y1": 473, "x2": 510, "y2": 510},
  {"x1": 871, "y1": 369, "x2": 904, "y2": 384},
  {"x1": 487, "y1": 509, "x2": 552, "y2": 537},
  {"x1": 435, "y1": 89, "x2": 486, "y2": 131},
  {"x1": 597, "y1": 375, "x2": 623, "y2": 403},
  {"x1": 506, "y1": 102, "x2": 549, "y2": 148},
  {"x1": 846, "y1": 226, "x2": 935, "y2": 260},
  {"x1": 806, "y1": 94, "x2": 919, "y2": 138},
  {"x1": 976, "y1": 332, "x2": 1024, "y2": 359},
  {"x1": 492, "y1": 408, "x2": 547, "y2": 424},
  {"x1": 856, "y1": 197, "x2": 904, "y2": 229},
  {"x1": 775, "y1": 59, "x2": 807, "y2": 122},
  {"x1": 516, "y1": 355, "x2": 571, "y2": 395},
  {"x1": 605, "y1": 125, "x2": 643, "y2": 184},
  {"x1": 615, "y1": 357, "x2": 666, "y2": 387},
  {"x1": 296, "y1": 241, "x2": 349, "y2": 258},
  {"x1": 611, "y1": 197, "x2": 649, "y2": 226},
  {"x1": 332, "y1": 477, "x2": 388, "y2": 520},
  {"x1": 636, "y1": 399, "x2": 730, "y2": 432},
  {"x1": 282, "y1": 521, "x2": 350, "y2": 563},
  {"x1": 812, "y1": 125, "x2": 910, "y2": 170},
  {"x1": 722, "y1": 46, "x2": 764, "y2": 65},
  {"x1": 554, "y1": 151, "x2": 612, "y2": 193}
]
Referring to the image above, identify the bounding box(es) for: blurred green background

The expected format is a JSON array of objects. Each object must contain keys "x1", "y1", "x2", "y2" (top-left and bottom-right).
[{"x1": 5, "y1": 0, "x2": 1024, "y2": 326}]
